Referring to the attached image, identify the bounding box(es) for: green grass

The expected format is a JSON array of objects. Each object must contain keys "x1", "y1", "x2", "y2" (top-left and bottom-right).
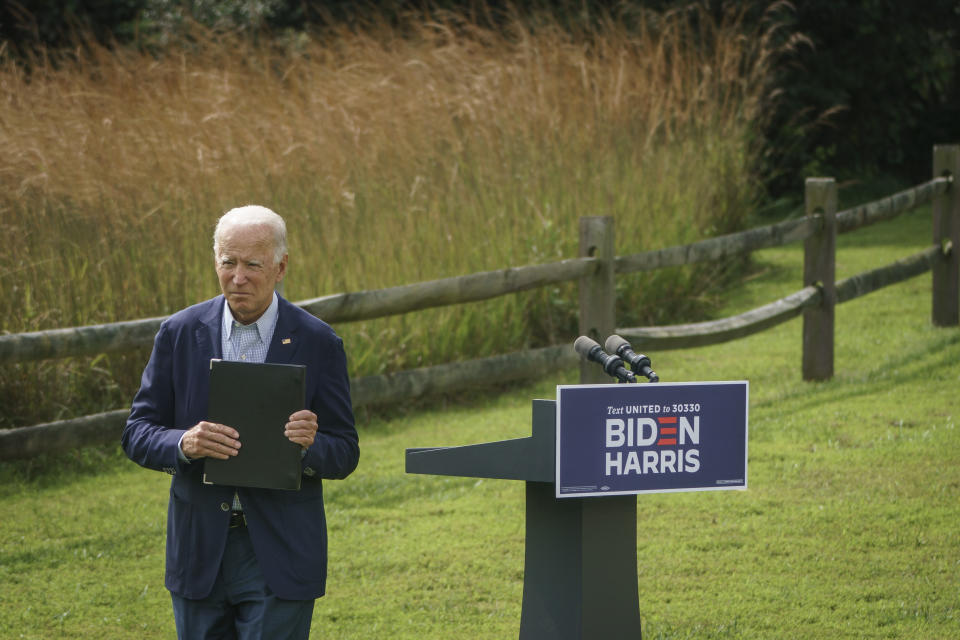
[{"x1": 2, "y1": 201, "x2": 958, "y2": 639}]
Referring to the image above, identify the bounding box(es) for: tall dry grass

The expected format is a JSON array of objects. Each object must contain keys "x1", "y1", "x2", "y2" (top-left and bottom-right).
[{"x1": 0, "y1": 5, "x2": 776, "y2": 426}]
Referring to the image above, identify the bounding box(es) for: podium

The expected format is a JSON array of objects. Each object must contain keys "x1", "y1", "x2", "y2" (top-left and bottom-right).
[{"x1": 406, "y1": 399, "x2": 642, "y2": 639}]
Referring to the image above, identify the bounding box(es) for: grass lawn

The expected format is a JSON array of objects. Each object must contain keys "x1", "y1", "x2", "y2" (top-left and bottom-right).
[{"x1": 1, "y1": 202, "x2": 958, "y2": 638}]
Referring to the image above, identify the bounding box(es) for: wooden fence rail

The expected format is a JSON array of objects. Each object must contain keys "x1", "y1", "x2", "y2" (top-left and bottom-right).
[
  {"x1": 0, "y1": 261, "x2": 600, "y2": 365},
  {"x1": 0, "y1": 345, "x2": 577, "y2": 459},
  {"x1": 1, "y1": 178, "x2": 948, "y2": 368},
  {"x1": 299, "y1": 258, "x2": 598, "y2": 323},
  {"x1": 1, "y1": 145, "x2": 957, "y2": 461},
  {"x1": 618, "y1": 243, "x2": 948, "y2": 351},
  {"x1": 0, "y1": 178, "x2": 950, "y2": 368}
]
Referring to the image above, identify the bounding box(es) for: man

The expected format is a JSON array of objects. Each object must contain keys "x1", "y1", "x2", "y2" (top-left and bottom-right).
[{"x1": 123, "y1": 205, "x2": 359, "y2": 639}]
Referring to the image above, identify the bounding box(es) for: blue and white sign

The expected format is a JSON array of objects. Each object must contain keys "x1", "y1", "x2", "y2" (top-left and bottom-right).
[{"x1": 556, "y1": 382, "x2": 748, "y2": 498}]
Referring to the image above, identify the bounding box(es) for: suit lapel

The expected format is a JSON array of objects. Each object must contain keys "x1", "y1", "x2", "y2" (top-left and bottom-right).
[{"x1": 195, "y1": 296, "x2": 224, "y2": 360}]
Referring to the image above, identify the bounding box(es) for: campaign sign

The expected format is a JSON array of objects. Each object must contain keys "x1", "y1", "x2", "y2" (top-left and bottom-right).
[{"x1": 556, "y1": 382, "x2": 748, "y2": 498}]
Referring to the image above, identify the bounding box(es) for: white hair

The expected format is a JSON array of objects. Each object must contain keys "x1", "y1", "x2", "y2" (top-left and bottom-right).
[{"x1": 213, "y1": 205, "x2": 287, "y2": 264}]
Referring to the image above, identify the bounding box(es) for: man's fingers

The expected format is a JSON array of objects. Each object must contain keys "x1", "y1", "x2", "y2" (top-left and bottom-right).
[
  {"x1": 182, "y1": 422, "x2": 241, "y2": 459},
  {"x1": 288, "y1": 409, "x2": 315, "y2": 423},
  {"x1": 286, "y1": 411, "x2": 317, "y2": 435},
  {"x1": 284, "y1": 412, "x2": 317, "y2": 449},
  {"x1": 203, "y1": 422, "x2": 240, "y2": 440},
  {"x1": 198, "y1": 446, "x2": 232, "y2": 460},
  {"x1": 198, "y1": 436, "x2": 240, "y2": 459}
]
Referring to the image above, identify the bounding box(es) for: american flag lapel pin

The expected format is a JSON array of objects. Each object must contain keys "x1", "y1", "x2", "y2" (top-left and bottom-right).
[{"x1": 281, "y1": 338, "x2": 292, "y2": 345}]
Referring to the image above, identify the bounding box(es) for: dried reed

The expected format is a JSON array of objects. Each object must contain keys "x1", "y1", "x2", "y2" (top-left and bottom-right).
[{"x1": 0, "y1": 4, "x2": 775, "y2": 424}]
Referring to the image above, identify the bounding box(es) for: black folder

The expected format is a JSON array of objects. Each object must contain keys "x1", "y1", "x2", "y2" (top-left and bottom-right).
[{"x1": 203, "y1": 359, "x2": 305, "y2": 490}]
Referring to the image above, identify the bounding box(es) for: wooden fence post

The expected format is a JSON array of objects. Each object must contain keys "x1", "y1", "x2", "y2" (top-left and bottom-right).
[
  {"x1": 802, "y1": 178, "x2": 837, "y2": 381},
  {"x1": 932, "y1": 144, "x2": 960, "y2": 326},
  {"x1": 578, "y1": 217, "x2": 616, "y2": 384}
]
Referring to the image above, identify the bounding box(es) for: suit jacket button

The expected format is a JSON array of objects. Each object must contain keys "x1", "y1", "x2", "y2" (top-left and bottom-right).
[{"x1": 220, "y1": 502, "x2": 230, "y2": 511}]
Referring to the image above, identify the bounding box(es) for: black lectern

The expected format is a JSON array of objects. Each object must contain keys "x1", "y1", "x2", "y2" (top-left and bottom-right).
[{"x1": 406, "y1": 399, "x2": 642, "y2": 639}]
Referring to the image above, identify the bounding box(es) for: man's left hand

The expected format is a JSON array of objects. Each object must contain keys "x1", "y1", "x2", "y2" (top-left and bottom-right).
[{"x1": 285, "y1": 409, "x2": 319, "y2": 449}]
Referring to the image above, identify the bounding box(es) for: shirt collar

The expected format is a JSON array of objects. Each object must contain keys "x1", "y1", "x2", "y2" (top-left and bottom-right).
[{"x1": 222, "y1": 291, "x2": 279, "y2": 341}]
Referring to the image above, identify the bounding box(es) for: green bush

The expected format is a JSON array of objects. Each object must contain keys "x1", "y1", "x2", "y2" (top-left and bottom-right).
[{"x1": 757, "y1": 0, "x2": 959, "y2": 193}]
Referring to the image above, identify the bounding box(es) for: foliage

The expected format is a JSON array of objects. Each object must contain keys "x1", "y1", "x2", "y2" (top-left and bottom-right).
[
  {"x1": 3, "y1": 0, "x2": 958, "y2": 193},
  {"x1": 0, "y1": 0, "x2": 145, "y2": 52},
  {"x1": 755, "y1": 0, "x2": 960, "y2": 194}
]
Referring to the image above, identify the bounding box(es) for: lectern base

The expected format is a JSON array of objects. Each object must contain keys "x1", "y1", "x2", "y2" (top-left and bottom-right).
[
  {"x1": 520, "y1": 482, "x2": 642, "y2": 639},
  {"x1": 405, "y1": 400, "x2": 643, "y2": 639}
]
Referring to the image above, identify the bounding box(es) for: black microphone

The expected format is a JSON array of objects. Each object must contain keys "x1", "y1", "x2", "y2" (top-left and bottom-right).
[
  {"x1": 604, "y1": 334, "x2": 659, "y2": 382},
  {"x1": 574, "y1": 336, "x2": 636, "y2": 383}
]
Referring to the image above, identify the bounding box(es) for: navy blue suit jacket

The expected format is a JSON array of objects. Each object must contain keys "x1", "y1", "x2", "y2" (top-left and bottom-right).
[{"x1": 122, "y1": 295, "x2": 359, "y2": 600}]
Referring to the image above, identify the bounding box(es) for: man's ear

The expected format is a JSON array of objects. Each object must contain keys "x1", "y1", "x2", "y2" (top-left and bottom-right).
[{"x1": 276, "y1": 254, "x2": 289, "y2": 282}]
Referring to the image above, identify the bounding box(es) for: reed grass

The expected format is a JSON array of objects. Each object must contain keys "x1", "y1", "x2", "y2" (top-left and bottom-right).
[{"x1": 0, "y1": 4, "x2": 775, "y2": 427}]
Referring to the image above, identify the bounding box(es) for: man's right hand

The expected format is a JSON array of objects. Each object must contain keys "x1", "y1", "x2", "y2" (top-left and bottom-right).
[{"x1": 180, "y1": 422, "x2": 241, "y2": 460}]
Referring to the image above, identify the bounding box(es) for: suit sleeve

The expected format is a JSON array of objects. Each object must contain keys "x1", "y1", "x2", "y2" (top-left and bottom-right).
[
  {"x1": 122, "y1": 322, "x2": 189, "y2": 473},
  {"x1": 302, "y1": 333, "x2": 359, "y2": 480}
]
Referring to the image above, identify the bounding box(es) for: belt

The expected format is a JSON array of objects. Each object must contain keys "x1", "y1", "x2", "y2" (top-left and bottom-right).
[{"x1": 229, "y1": 511, "x2": 246, "y2": 529}]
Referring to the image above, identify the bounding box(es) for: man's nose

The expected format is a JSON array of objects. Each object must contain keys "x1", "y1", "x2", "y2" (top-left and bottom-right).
[{"x1": 232, "y1": 267, "x2": 248, "y2": 284}]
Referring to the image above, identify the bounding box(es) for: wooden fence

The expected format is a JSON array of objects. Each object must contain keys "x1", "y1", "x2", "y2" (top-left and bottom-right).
[{"x1": 1, "y1": 145, "x2": 957, "y2": 461}]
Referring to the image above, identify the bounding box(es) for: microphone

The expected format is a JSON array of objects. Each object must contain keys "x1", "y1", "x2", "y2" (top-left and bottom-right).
[
  {"x1": 604, "y1": 334, "x2": 659, "y2": 382},
  {"x1": 573, "y1": 336, "x2": 636, "y2": 383}
]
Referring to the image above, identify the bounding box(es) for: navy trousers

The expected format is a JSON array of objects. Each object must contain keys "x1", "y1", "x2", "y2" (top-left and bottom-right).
[{"x1": 170, "y1": 525, "x2": 315, "y2": 640}]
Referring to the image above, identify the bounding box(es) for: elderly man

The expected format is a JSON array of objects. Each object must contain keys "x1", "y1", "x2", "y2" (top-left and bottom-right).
[{"x1": 122, "y1": 205, "x2": 359, "y2": 639}]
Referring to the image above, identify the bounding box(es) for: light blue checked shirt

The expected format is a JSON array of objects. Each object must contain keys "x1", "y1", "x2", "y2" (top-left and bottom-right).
[{"x1": 220, "y1": 293, "x2": 279, "y2": 364}]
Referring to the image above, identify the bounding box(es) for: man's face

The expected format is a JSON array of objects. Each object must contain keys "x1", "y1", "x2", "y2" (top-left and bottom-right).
[{"x1": 215, "y1": 224, "x2": 287, "y2": 325}]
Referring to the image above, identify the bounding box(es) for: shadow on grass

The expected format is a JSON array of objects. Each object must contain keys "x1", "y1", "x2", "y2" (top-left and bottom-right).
[
  {"x1": 331, "y1": 474, "x2": 479, "y2": 511},
  {"x1": 0, "y1": 444, "x2": 130, "y2": 496},
  {"x1": 751, "y1": 328, "x2": 960, "y2": 419},
  {"x1": 1, "y1": 525, "x2": 163, "y2": 572}
]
